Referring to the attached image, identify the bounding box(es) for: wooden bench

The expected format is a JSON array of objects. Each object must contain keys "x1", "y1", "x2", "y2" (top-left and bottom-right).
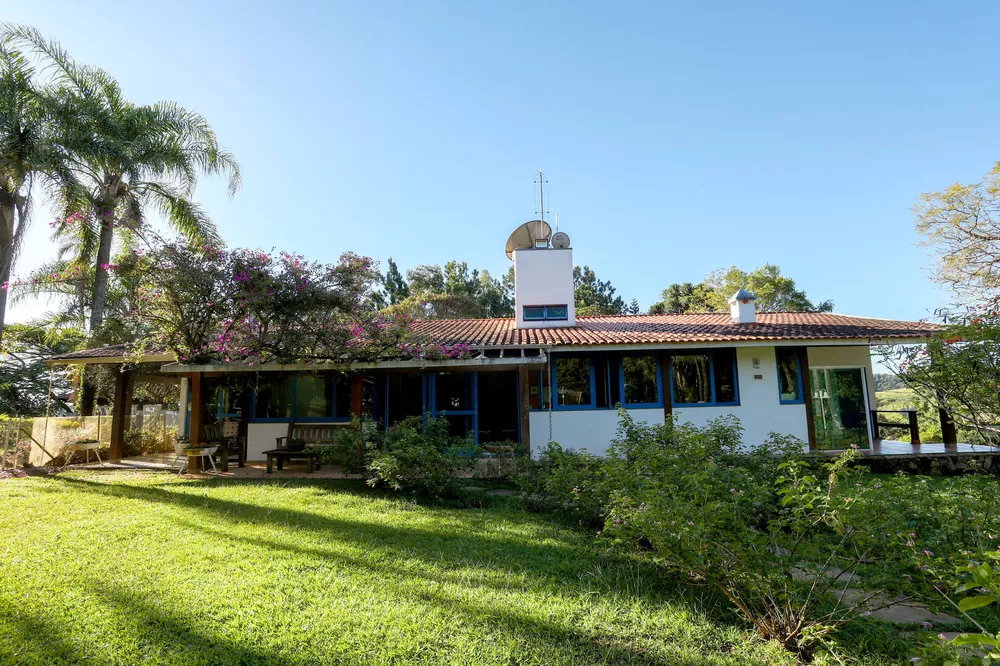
[
  {"x1": 275, "y1": 423, "x2": 351, "y2": 449},
  {"x1": 269, "y1": 423, "x2": 351, "y2": 472}
]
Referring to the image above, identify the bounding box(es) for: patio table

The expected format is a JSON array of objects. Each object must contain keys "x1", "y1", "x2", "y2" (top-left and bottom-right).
[{"x1": 262, "y1": 448, "x2": 321, "y2": 474}]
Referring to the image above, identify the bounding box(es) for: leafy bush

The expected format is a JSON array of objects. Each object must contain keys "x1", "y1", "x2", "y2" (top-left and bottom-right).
[
  {"x1": 309, "y1": 419, "x2": 378, "y2": 472},
  {"x1": 517, "y1": 442, "x2": 609, "y2": 523},
  {"x1": 600, "y1": 410, "x2": 915, "y2": 659},
  {"x1": 366, "y1": 415, "x2": 480, "y2": 497}
]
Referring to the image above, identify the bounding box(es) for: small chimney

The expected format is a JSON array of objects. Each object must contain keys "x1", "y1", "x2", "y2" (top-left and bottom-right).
[{"x1": 729, "y1": 289, "x2": 757, "y2": 324}]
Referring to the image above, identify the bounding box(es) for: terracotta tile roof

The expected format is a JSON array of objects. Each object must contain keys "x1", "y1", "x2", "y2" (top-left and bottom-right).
[{"x1": 411, "y1": 312, "x2": 940, "y2": 347}]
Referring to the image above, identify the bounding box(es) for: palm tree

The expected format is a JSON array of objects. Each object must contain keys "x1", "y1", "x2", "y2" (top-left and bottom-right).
[
  {"x1": 6, "y1": 25, "x2": 241, "y2": 333},
  {"x1": 0, "y1": 35, "x2": 79, "y2": 345}
]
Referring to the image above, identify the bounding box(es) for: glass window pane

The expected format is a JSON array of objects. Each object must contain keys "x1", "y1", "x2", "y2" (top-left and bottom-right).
[
  {"x1": 623, "y1": 355, "x2": 659, "y2": 404},
  {"x1": 254, "y1": 375, "x2": 293, "y2": 420},
  {"x1": 555, "y1": 357, "x2": 592, "y2": 406},
  {"x1": 523, "y1": 306, "x2": 545, "y2": 320},
  {"x1": 295, "y1": 375, "x2": 334, "y2": 419},
  {"x1": 777, "y1": 349, "x2": 801, "y2": 402},
  {"x1": 546, "y1": 305, "x2": 568, "y2": 320},
  {"x1": 529, "y1": 368, "x2": 549, "y2": 409},
  {"x1": 594, "y1": 357, "x2": 610, "y2": 408},
  {"x1": 335, "y1": 376, "x2": 352, "y2": 417},
  {"x1": 810, "y1": 368, "x2": 870, "y2": 450},
  {"x1": 436, "y1": 372, "x2": 472, "y2": 412},
  {"x1": 672, "y1": 355, "x2": 712, "y2": 404},
  {"x1": 714, "y1": 350, "x2": 737, "y2": 404}
]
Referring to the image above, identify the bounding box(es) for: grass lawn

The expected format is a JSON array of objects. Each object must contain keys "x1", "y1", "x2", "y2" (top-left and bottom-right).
[{"x1": 0, "y1": 471, "x2": 913, "y2": 665}]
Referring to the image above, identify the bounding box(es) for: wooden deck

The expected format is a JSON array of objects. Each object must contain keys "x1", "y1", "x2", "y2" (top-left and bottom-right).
[{"x1": 865, "y1": 440, "x2": 998, "y2": 457}]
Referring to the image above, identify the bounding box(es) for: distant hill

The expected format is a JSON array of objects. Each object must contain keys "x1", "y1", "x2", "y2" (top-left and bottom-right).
[{"x1": 873, "y1": 373, "x2": 905, "y2": 392}]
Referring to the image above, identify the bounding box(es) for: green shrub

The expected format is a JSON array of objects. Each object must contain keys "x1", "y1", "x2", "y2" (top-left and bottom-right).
[
  {"x1": 309, "y1": 420, "x2": 377, "y2": 472},
  {"x1": 600, "y1": 410, "x2": 920, "y2": 659},
  {"x1": 365, "y1": 415, "x2": 480, "y2": 497},
  {"x1": 517, "y1": 442, "x2": 609, "y2": 523}
]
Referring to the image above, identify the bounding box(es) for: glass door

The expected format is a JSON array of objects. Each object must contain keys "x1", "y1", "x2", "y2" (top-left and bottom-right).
[{"x1": 810, "y1": 368, "x2": 871, "y2": 451}]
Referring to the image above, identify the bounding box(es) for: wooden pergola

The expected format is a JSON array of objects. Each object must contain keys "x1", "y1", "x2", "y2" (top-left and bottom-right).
[{"x1": 46, "y1": 346, "x2": 177, "y2": 462}]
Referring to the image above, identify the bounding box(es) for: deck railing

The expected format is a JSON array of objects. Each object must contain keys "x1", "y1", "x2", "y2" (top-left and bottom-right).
[{"x1": 870, "y1": 409, "x2": 920, "y2": 445}]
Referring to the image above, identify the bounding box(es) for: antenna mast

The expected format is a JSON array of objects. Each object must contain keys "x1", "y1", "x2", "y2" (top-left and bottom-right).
[{"x1": 535, "y1": 169, "x2": 548, "y2": 243}]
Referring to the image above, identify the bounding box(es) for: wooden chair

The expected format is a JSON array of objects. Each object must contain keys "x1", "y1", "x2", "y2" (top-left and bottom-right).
[{"x1": 207, "y1": 422, "x2": 246, "y2": 472}]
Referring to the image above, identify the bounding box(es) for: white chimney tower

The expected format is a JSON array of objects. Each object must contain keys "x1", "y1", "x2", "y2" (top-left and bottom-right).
[
  {"x1": 513, "y1": 242, "x2": 576, "y2": 329},
  {"x1": 729, "y1": 288, "x2": 757, "y2": 324}
]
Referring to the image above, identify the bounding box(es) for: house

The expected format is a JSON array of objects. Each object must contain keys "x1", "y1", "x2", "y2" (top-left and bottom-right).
[{"x1": 47, "y1": 221, "x2": 940, "y2": 460}]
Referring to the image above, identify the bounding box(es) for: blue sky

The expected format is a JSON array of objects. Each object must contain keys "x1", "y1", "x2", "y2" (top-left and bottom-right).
[{"x1": 7, "y1": 0, "x2": 1000, "y2": 323}]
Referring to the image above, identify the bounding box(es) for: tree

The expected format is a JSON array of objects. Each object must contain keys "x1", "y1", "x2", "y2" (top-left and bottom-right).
[
  {"x1": 627, "y1": 298, "x2": 640, "y2": 315},
  {"x1": 649, "y1": 282, "x2": 715, "y2": 314},
  {"x1": 0, "y1": 322, "x2": 83, "y2": 416},
  {"x1": 573, "y1": 265, "x2": 626, "y2": 316},
  {"x1": 703, "y1": 264, "x2": 833, "y2": 312},
  {"x1": 0, "y1": 33, "x2": 79, "y2": 345},
  {"x1": 383, "y1": 257, "x2": 409, "y2": 305},
  {"x1": 913, "y1": 161, "x2": 1000, "y2": 297},
  {"x1": 394, "y1": 261, "x2": 513, "y2": 319},
  {"x1": 8, "y1": 25, "x2": 241, "y2": 334}
]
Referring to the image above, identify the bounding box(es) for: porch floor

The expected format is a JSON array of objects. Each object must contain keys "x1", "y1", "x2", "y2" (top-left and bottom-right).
[{"x1": 823, "y1": 440, "x2": 999, "y2": 458}]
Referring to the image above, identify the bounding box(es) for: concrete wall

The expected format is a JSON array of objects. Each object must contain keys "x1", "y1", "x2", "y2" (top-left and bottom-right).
[
  {"x1": 513, "y1": 247, "x2": 576, "y2": 328},
  {"x1": 528, "y1": 407, "x2": 665, "y2": 457}
]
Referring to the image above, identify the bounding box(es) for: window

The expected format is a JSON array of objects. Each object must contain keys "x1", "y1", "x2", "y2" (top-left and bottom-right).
[
  {"x1": 621, "y1": 355, "x2": 660, "y2": 405},
  {"x1": 253, "y1": 375, "x2": 294, "y2": 420},
  {"x1": 523, "y1": 305, "x2": 569, "y2": 322},
  {"x1": 554, "y1": 357, "x2": 593, "y2": 407},
  {"x1": 776, "y1": 348, "x2": 804, "y2": 404},
  {"x1": 670, "y1": 350, "x2": 739, "y2": 406},
  {"x1": 528, "y1": 368, "x2": 550, "y2": 409},
  {"x1": 253, "y1": 374, "x2": 351, "y2": 422},
  {"x1": 435, "y1": 372, "x2": 474, "y2": 412}
]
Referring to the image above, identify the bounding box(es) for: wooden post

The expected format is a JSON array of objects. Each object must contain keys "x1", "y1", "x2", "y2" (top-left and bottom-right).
[
  {"x1": 939, "y1": 407, "x2": 957, "y2": 447},
  {"x1": 517, "y1": 365, "x2": 531, "y2": 455},
  {"x1": 188, "y1": 373, "x2": 204, "y2": 472},
  {"x1": 109, "y1": 367, "x2": 134, "y2": 462},
  {"x1": 908, "y1": 409, "x2": 921, "y2": 446},
  {"x1": 800, "y1": 349, "x2": 817, "y2": 450}
]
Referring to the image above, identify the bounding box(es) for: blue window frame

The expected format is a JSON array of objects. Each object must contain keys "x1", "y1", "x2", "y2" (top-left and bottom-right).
[
  {"x1": 776, "y1": 348, "x2": 805, "y2": 404},
  {"x1": 523, "y1": 304, "x2": 569, "y2": 322},
  {"x1": 552, "y1": 356, "x2": 598, "y2": 409},
  {"x1": 669, "y1": 350, "x2": 740, "y2": 407},
  {"x1": 427, "y1": 372, "x2": 479, "y2": 443},
  {"x1": 250, "y1": 374, "x2": 352, "y2": 423},
  {"x1": 619, "y1": 355, "x2": 664, "y2": 407}
]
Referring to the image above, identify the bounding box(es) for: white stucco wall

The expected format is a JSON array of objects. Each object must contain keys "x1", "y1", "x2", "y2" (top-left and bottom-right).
[
  {"x1": 528, "y1": 407, "x2": 665, "y2": 457},
  {"x1": 528, "y1": 345, "x2": 882, "y2": 455},
  {"x1": 673, "y1": 347, "x2": 811, "y2": 450},
  {"x1": 246, "y1": 423, "x2": 290, "y2": 460},
  {"x1": 513, "y1": 247, "x2": 576, "y2": 328}
]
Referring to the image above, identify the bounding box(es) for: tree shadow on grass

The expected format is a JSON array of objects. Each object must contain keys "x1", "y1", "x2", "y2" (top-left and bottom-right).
[
  {"x1": 41, "y1": 474, "x2": 911, "y2": 665},
  {"x1": 0, "y1": 608, "x2": 87, "y2": 666}
]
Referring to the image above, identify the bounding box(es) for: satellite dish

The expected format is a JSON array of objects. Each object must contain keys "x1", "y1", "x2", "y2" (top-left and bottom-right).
[
  {"x1": 551, "y1": 231, "x2": 570, "y2": 249},
  {"x1": 505, "y1": 220, "x2": 552, "y2": 260}
]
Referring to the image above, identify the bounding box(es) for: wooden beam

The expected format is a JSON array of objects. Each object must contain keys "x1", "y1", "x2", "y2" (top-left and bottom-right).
[
  {"x1": 188, "y1": 373, "x2": 204, "y2": 472},
  {"x1": 517, "y1": 365, "x2": 531, "y2": 455},
  {"x1": 800, "y1": 348, "x2": 817, "y2": 450},
  {"x1": 108, "y1": 367, "x2": 134, "y2": 462}
]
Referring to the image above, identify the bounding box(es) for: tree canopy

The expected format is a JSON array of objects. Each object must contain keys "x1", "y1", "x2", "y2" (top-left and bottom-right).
[
  {"x1": 649, "y1": 266, "x2": 831, "y2": 314},
  {"x1": 573, "y1": 265, "x2": 626, "y2": 316}
]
